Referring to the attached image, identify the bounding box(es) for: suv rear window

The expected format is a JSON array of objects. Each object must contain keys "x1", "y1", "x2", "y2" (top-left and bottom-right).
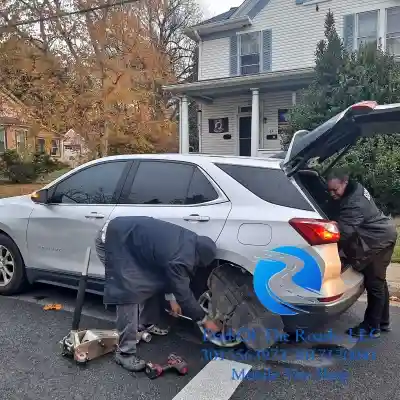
[{"x1": 215, "y1": 163, "x2": 313, "y2": 211}]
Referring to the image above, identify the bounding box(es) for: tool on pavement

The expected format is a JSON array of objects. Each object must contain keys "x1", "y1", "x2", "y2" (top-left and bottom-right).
[
  {"x1": 145, "y1": 353, "x2": 189, "y2": 379},
  {"x1": 43, "y1": 303, "x2": 63, "y2": 311},
  {"x1": 60, "y1": 247, "x2": 119, "y2": 364},
  {"x1": 136, "y1": 329, "x2": 152, "y2": 343}
]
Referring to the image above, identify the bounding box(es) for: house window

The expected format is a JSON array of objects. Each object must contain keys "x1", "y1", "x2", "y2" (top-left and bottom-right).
[
  {"x1": 386, "y1": 7, "x2": 400, "y2": 58},
  {"x1": 238, "y1": 106, "x2": 252, "y2": 113},
  {"x1": 356, "y1": 10, "x2": 379, "y2": 49},
  {"x1": 36, "y1": 138, "x2": 45, "y2": 153},
  {"x1": 51, "y1": 139, "x2": 60, "y2": 156},
  {"x1": 15, "y1": 130, "x2": 27, "y2": 153},
  {"x1": 0, "y1": 126, "x2": 5, "y2": 153},
  {"x1": 240, "y1": 32, "x2": 260, "y2": 75}
]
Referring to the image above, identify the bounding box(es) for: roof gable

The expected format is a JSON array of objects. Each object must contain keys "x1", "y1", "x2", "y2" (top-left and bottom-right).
[
  {"x1": 199, "y1": 7, "x2": 238, "y2": 25},
  {"x1": 0, "y1": 86, "x2": 26, "y2": 109},
  {"x1": 198, "y1": 0, "x2": 270, "y2": 26}
]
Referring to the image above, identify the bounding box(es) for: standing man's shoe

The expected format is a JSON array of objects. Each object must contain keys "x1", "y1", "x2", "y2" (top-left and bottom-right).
[
  {"x1": 380, "y1": 323, "x2": 391, "y2": 332},
  {"x1": 115, "y1": 353, "x2": 146, "y2": 372},
  {"x1": 345, "y1": 323, "x2": 381, "y2": 338}
]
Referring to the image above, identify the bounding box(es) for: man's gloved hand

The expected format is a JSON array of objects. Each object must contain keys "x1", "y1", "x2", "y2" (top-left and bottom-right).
[{"x1": 202, "y1": 318, "x2": 221, "y2": 333}]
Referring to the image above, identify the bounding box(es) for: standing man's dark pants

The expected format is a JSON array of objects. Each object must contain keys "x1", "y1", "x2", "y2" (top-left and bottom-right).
[{"x1": 361, "y1": 243, "x2": 395, "y2": 330}]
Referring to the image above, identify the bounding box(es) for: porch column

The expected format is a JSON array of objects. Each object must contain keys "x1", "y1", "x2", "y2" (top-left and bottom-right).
[
  {"x1": 292, "y1": 91, "x2": 297, "y2": 106},
  {"x1": 250, "y1": 88, "x2": 260, "y2": 157},
  {"x1": 180, "y1": 95, "x2": 189, "y2": 154}
]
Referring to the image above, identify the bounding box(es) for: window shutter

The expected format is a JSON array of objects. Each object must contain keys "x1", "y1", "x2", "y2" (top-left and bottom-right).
[
  {"x1": 262, "y1": 29, "x2": 272, "y2": 71},
  {"x1": 343, "y1": 14, "x2": 355, "y2": 52},
  {"x1": 229, "y1": 35, "x2": 238, "y2": 76}
]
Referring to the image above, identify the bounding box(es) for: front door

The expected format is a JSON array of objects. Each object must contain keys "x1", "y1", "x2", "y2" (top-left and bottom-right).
[
  {"x1": 26, "y1": 160, "x2": 132, "y2": 276},
  {"x1": 239, "y1": 116, "x2": 251, "y2": 156}
]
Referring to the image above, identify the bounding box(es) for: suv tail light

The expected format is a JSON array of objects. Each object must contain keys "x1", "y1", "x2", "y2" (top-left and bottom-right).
[
  {"x1": 289, "y1": 218, "x2": 340, "y2": 246},
  {"x1": 351, "y1": 100, "x2": 377, "y2": 111},
  {"x1": 317, "y1": 294, "x2": 343, "y2": 303}
]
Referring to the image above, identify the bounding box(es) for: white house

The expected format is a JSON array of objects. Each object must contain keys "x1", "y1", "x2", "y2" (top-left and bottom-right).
[
  {"x1": 163, "y1": 0, "x2": 400, "y2": 157},
  {"x1": 60, "y1": 129, "x2": 91, "y2": 167}
]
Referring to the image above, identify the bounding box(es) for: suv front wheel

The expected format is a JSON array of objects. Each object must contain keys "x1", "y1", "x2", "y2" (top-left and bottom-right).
[{"x1": 0, "y1": 234, "x2": 28, "y2": 295}]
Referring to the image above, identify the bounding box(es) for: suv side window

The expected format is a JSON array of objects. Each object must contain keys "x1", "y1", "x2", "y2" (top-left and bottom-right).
[
  {"x1": 51, "y1": 161, "x2": 129, "y2": 204},
  {"x1": 186, "y1": 168, "x2": 219, "y2": 204},
  {"x1": 124, "y1": 161, "x2": 219, "y2": 205},
  {"x1": 127, "y1": 161, "x2": 195, "y2": 205},
  {"x1": 215, "y1": 163, "x2": 313, "y2": 211}
]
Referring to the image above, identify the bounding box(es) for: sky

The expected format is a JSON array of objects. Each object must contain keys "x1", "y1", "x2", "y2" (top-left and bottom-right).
[{"x1": 199, "y1": 0, "x2": 244, "y2": 19}]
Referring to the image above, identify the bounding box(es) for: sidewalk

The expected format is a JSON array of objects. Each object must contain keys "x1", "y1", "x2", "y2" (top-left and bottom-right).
[{"x1": 387, "y1": 263, "x2": 400, "y2": 298}]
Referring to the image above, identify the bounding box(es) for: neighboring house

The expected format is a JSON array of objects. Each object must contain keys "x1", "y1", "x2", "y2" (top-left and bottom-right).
[
  {"x1": 0, "y1": 86, "x2": 63, "y2": 158},
  {"x1": 163, "y1": 0, "x2": 400, "y2": 157},
  {"x1": 60, "y1": 129, "x2": 90, "y2": 168}
]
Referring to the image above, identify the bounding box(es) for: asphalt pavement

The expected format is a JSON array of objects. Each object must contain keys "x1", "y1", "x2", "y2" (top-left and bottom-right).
[{"x1": 1, "y1": 284, "x2": 400, "y2": 400}]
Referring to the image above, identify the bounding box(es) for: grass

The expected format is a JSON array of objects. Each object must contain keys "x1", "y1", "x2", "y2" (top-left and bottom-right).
[{"x1": 0, "y1": 168, "x2": 71, "y2": 198}]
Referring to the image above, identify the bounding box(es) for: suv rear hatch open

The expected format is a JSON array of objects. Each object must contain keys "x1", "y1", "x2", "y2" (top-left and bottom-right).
[{"x1": 282, "y1": 101, "x2": 400, "y2": 177}]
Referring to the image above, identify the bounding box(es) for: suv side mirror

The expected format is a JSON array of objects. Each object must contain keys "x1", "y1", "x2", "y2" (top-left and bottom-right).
[{"x1": 30, "y1": 189, "x2": 49, "y2": 204}]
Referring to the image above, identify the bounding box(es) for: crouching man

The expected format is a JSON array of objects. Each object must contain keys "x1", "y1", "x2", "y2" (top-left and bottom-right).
[{"x1": 98, "y1": 216, "x2": 221, "y2": 372}]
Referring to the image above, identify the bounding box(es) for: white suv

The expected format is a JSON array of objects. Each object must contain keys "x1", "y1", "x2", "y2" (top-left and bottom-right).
[{"x1": 0, "y1": 101, "x2": 398, "y2": 348}]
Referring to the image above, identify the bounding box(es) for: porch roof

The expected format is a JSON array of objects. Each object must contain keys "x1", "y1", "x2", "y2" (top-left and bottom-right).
[{"x1": 163, "y1": 67, "x2": 315, "y2": 102}]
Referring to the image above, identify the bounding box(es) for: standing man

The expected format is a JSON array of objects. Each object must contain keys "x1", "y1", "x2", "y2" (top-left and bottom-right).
[
  {"x1": 99, "y1": 216, "x2": 221, "y2": 372},
  {"x1": 327, "y1": 170, "x2": 398, "y2": 338}
]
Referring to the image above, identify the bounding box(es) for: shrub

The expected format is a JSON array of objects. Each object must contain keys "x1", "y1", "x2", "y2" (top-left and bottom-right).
[
  {"x1": 0, "y1": 149, "x2": 68, "y2": 183},
  {"x1": 0, "y1": 149, "x2": 38, "y2": 183}
]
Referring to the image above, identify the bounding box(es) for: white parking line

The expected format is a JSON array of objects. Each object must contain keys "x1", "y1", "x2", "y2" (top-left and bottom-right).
[{"x1": 172, "y1": 358, "x2": 252, "y2": 400}]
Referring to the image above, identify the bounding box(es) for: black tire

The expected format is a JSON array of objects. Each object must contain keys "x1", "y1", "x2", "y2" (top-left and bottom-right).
[
  {"x1": 0, "y1": 233, "x2": 28, "y2": 295},
  {"x1": 204, "y1": 264, "x2": 285, "y2": 351}
]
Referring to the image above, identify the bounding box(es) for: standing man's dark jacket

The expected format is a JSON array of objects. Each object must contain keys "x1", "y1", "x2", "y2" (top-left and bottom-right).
[
  {"x1": 103, "y1": 216, "x2": 216, "y2": 321},
  {"x1": 337, "y1": 181, "x2": 397, "y2": 266}
]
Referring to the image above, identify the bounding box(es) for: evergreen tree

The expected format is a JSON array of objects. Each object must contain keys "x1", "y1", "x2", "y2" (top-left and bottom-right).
[{"x1": 282, "y1": 11, "x2": 400, "y2": 215}]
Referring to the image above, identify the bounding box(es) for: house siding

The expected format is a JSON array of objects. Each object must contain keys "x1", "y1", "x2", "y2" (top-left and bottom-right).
[
  {"x1": 199, "y1": 37, "x2": 230, "y2": 80},
  {"x1": 198, "y1": 0, "x2": 399, "y2": 79},
  {"x1": 200, "y1": 90, "x2": 294, "y2": 154}
]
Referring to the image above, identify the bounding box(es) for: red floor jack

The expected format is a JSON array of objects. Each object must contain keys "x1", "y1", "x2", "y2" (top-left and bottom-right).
[{"x1": 145, "y1": 354, "x2": 189, "y2": 379}]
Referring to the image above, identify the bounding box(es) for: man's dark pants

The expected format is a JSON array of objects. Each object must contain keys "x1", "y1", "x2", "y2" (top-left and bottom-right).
[
  {"x1": 116, "y1": 295, "x2": 163, "y2": 355},
  {"x1": 95, "y1": 232, "x2": 164, "y2": 355},
  {"x1": 362, "y1": 243, "x2": 395, "y2": 329}
]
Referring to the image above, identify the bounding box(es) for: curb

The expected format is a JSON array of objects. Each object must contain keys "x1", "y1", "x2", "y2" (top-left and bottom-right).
[{"x1": 388, "y1": 283, "x2": 400, "y2": 297}]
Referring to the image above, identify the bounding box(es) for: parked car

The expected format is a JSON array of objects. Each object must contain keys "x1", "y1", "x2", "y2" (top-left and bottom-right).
[{"x1": 0, "y1": 101, "x2": 399, "y2": 349}]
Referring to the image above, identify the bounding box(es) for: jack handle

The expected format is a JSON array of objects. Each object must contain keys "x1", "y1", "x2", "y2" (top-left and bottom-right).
[{"x1": 71, "y1": 247, "x2": 91, "y2": 331}]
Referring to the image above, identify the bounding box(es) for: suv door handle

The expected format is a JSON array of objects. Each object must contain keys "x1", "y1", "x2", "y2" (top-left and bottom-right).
[
  {"x1": 85, "y1": 212, "x2": 105, "y2": 219},
  {"x1": 183, "y1": 214, "x2": 210, "y2": 222}
]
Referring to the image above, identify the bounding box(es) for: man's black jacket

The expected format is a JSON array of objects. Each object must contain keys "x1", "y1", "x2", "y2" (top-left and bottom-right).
[
  {"x1": 337, "y1": 180, "x2": 397, "y2": 265},
  {"x1": 103, "y1": 216, "x2": 216, "y2": 321}
]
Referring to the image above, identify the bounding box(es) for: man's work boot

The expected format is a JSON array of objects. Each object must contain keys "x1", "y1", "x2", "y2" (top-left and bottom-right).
[
  {"x1": 345, "y1": 323, "x2": 381, "y2": 338},
  {"x1": 380, "y1": 323, "x2": 391, "y2": 332},
  {"x1": 115, "y1": 353, "x2": 146, "y2": 372}
]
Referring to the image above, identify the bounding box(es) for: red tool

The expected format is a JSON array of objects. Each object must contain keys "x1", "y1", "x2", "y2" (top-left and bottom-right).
[{"x1": 145, "y1": 353, "x2": 189, "y2": 379}]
